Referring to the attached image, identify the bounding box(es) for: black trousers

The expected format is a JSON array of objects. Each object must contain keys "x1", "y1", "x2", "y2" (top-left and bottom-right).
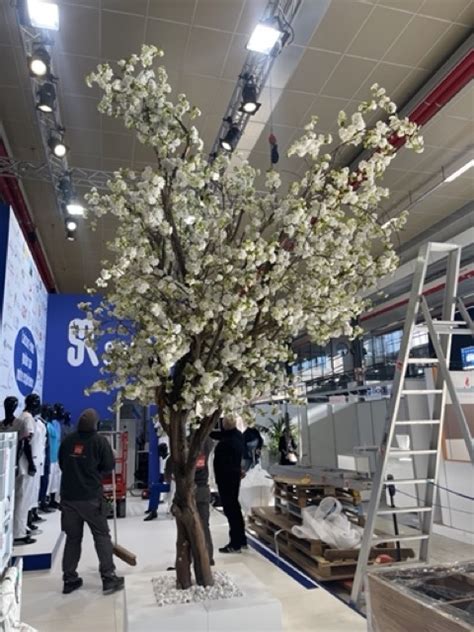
[
  {"x1": 216, "y1": 473, "x2": 247, "y2": 549},
  {"x1": 61, "y1": 497, "x2": 115, "y2": 582},
  {"x1": 195, "y1": 485, "x2": 213, "y2": 562}
]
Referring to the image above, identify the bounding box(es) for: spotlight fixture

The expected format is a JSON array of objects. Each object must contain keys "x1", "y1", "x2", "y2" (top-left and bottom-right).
[
  {"x1": 66, "y1": 198, "x2": 85, "y2": 216},
  {"x1": 246, "y1": 20, "x2": 283, "y2": 55},
  {"x1": 65, "y1": 218, "x2": 77, "y2": 231},
  {"x1": 239, "y1": 76, "x2": 261, "y2": 115},
  {"x1": 48, "y1": 130, "x2": 67, "y2": 158},
  {"x1": 28, "y1": 46, "x2": 50, "y2": 77},
  {"x1": 36, "y1": 82, "x2": 56, "y2": 113},
  {"x1": 27, "y1": 0, "x2": 59, "y2": 31},
  {"x1": 220, "y1": 122, "x2": 241, "y2": 152},
  {"x1": 66, "y1": 228, "x2": 76, "y2": 241}
]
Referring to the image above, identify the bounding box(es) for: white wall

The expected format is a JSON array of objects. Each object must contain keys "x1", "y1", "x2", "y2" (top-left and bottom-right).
[{"x1": 302, "y1": 388, "x2": 473, "y2": 538}]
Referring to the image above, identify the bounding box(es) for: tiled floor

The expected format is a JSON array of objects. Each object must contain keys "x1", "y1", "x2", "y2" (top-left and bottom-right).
[
  {"x1": 20, "y1": 498, "x2": 472, "y2": 631},
  {"x1": 20, "y1": 499, "x2": 367, "y2": 632}
]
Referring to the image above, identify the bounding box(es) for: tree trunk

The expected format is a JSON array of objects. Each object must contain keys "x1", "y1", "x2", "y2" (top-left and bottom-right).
[
  {"x1": 173, "y1": 480, "x2": 213, "y2": 588},
  {"x1": 167, "y1": 408, "x2": 214, "y2": 589}
]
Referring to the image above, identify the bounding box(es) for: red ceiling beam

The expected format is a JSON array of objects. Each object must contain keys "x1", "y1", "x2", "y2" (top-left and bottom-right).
[
  {"x1": 390, "y1": 48, "x2": 474, "y2": 151},
  {"x1": 409, "y1": 49, "x2": 474, "y2": 127},
  {"x1": 0, "y1": 140, "x2": 57, "y2": 292}
]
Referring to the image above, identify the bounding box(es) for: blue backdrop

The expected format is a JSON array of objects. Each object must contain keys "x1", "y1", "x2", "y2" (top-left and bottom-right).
[{"x1": 43, "y1": 294, "x2": 116, "y2": 424}]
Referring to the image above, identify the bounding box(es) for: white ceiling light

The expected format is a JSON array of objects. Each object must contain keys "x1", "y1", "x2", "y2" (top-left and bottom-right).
[
  {"x1": 66, "y1": 218, "x2": 77, "y2": 231},
  {"x1": 66, "y1": 200, "x2": 85, "y2": 216},
  {"x1": 28, "y1": 46, "x2": 50, "y2": 77},
  {"x1": 246, "y1": 22, "x2": 282, "y2": 54},
  {"x1": 444, "y1": 158, "x2": 474, "y2": 183},
  {"x1": 27, "y1": 0, "x2": 59, "y2": 31}
]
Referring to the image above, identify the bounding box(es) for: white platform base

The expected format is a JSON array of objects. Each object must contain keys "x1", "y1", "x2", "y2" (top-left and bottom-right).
[
  {"x1": 12, "y1": 510, "x2": 63, "y2": 571},
  {"x1": 124, "y1": 563, "x2": 282, "y2": 632}
]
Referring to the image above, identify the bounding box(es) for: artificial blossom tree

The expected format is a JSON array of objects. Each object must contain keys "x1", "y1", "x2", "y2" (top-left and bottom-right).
[{"x1": 84, "y1": 45, "x2": 423, "y2": 589}]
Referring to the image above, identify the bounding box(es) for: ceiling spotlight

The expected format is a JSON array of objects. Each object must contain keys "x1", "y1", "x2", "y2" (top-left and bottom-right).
[
  {"x1": 247, "y1": 20, "x2": 283, "y2": 55},
  {"x1": 28, "y1": 46, "x2": 50, "y2": 77},
  {"x1": 66, "y1": 218, "x2": 77, "y2": 231},
  {"x1": 240, "y1": 77, "x2": 261, "y2": 115},
  {"x1": 220, "y1": 123, "x2": 241, "y2": 152},
  {"x1": 36, "y1": 82, "x2": 56, "y2": 113},
  {"x1": 48, "y1": 130, "x2": 67, "y2": 158},
  {"x1": 27, "y1": 0, "x2": 59, "y2": 31},
  {"x1": 66, "y1": 199, "x2": 85, "y2": 216}
]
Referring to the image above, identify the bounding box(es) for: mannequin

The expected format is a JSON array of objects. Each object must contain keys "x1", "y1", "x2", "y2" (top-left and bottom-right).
[
  {"x1": 46, "y1": 403, "x2": 64, "y2": 509},
  {"x1": 1, "y1": 396, "x2": 21, "y2": 464},
  {"x1": 1, "y1": 396, "x2": 18, "y2": 430},
  {"x1": 61, "y1": 411, "x2": 73, "y2": 440},
  {"x1": 29, "y1": 405, "x2": 48, "y2": 526},
  {"x1": 38, "y1": 404, "x2": 52, "y2": 513},
  {"x1": 13, "y1": 393, "x2": 41, "y2": 545}
]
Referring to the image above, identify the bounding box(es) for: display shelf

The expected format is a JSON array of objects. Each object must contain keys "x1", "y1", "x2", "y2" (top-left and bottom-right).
[{"x1": 0, "y1": 432, "x2": 17, "y2": 576}]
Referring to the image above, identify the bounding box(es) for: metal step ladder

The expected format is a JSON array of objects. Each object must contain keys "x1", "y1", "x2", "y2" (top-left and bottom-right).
[{"x1": 350, "y1": 241, "x2": 474, "y2": 607}]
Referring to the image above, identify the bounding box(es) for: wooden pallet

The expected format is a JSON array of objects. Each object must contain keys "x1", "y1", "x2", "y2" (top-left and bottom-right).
[
  {"x1": 249, "y1": 507, "x2": 414, "y2": 583},
  {"x1": 274, "y1": 493, "x2": 366, "y2": 527},
  {"x1": 274, "y1": 481, "x2": 362, "y2": 507}
]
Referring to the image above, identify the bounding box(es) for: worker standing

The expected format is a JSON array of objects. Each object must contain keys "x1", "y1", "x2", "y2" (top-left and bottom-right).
[{"x1": 58, "y1": 408, "x2": 124, "y2": 595}]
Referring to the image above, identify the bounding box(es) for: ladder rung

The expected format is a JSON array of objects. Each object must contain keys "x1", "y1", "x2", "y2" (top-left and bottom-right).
[
  {"x1": 389, "y1": 449, "x2": 437, "y2": 456},
  {"x1": 434, "y1": 320, "x2": 466, "y2": 326},
  {"x1": 387, "y1": 478, "x2": 435, "y2": 485},
  {"x1": 378, "y1": 507, "x2": 433, "y2": 515},
  {"x1": 402, "y1": 389, "x2": 443, "y2": 394},
  {"x1": 434, "y1": 328, "x2": 473, "y2": 335},
  {"x1": 406, "y1": 358, "x2": 439, "y2": 364},
  {"x1": 395, "y1": 420, "x2": 441, "y2": 426},
  {"x1": 428, "y1": 243, "x2": 459, "y2": 253},
  {"x1": 373, "y1": 534, "x2": 429, "y2": 543}
]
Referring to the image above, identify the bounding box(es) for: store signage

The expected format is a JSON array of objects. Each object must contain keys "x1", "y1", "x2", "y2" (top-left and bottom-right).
[
  {"x1": 67, "y1": 318, "x2": 99, "y2": 367},
  {"x1": 43, "y1": 294, "x2": 116, "y2": 425},
  {"x1": 0, "y1": 206, "x2": 48, "y2": 404},
  {"x1": 14, "y1": 326, "x2": 38, "y2": 395}
]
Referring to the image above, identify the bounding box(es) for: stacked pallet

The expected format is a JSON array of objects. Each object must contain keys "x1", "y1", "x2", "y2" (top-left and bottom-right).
[
  {"x1": 248, "y1": 506, "x2": 415, "y2": 583},
  {"x1": 273, "y1": 479, "x2": 365, "y2": 527}
]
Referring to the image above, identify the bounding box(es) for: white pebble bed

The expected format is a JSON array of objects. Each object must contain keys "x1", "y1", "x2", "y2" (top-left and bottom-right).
[{"x1": 151, "y1": 571, "x2": 243, "y2": 607}]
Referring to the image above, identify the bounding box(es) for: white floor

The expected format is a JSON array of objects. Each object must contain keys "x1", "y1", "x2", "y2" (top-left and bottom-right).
[{"x1": 20, "y1": 498, "x2": 367, "y2": 632}]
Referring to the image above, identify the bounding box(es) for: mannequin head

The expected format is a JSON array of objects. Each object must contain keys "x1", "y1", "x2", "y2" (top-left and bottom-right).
[
  {"x1": 3, "y1": 396, "x2": 18, "y2": 421},
  {"x1": 54, "y1": 403, "x2": 65, "y2": 421},
  {"x1": 41, "y1": 403, "x2": 53, "y2": 422},
  {"x1": 25, "y1": 393, "x2": 41, "y2": 416}
]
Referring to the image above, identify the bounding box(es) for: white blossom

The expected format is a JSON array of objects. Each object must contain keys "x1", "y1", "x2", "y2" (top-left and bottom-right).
[{"x1": 83, "y1": 45, "x2": 423, "y2": 427}]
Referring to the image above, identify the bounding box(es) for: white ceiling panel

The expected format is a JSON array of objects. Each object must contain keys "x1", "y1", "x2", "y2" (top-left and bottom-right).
[{"x1": 0, "y1": 0, "x2": 472, "y2": 292}]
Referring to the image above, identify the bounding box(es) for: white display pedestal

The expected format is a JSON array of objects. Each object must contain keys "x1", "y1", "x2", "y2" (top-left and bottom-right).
[{"x1": 124, "y1": 563, "x2": 282, "y2": 632}]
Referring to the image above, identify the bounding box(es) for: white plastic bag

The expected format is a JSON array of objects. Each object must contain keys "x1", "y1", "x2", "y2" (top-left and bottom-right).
[
  {"x1": 239, "y1": 464, "x2": 274, "y2": 514},
  {"x1": 292, "y1": 497, "x2": 363, "y2": 549}
]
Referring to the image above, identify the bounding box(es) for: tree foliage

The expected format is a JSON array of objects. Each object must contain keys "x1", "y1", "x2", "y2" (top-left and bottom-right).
[{"x1": 83, "y1": 45, "x2": 423, "y2": 431}]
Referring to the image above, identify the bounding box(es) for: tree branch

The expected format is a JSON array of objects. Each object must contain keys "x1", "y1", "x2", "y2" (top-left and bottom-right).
[{"x1": 161, "y1": 187, "x2": 187, "y2": 281}]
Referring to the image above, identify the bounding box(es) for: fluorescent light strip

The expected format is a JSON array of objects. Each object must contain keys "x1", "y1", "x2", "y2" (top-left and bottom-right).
[{"x1": 444, "y1": 158, "x2": 474, "y2": 183}]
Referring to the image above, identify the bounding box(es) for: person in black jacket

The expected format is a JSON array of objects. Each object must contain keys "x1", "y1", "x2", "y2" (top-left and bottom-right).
[
  {"x1": 210, "y1": 416, "x2": 247, "y2": 553},
  {"x1": 58, "y1": 408, "x2": 124, "y2": 596}
]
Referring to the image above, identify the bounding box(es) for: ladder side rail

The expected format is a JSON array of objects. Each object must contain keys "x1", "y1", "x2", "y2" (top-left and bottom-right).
[
  {"x1": 419, "y1": 247, "x2": 461, "y2": 560},
  {"x1": 421, "y1": 298, "x2": 474, "y2": 463},
  {"x1": 456, "y1": 297, "x2": 474, "y2": 335},
  {"x1": 350, "y1": 244, "x2": 431, "y2": 606}
]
